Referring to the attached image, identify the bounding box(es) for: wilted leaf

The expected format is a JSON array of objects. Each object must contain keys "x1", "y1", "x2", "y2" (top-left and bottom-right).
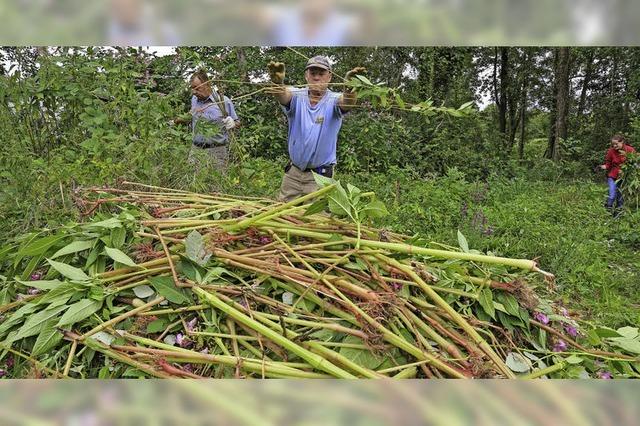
[
  {"x1": 185, "y1": 230, "x2": 211, "y2": 266},
  {"x1": 13, "y1": 304, "x2": 69, "y2": 341},
  {"x1": 338, "y1": 335, "x2": 381, "y2": 369},
  {"x1": 505, "y1": 352, "x2": 531, "y2": 372},
  {"x1": 133, "y1": 285, "x2": 155, "y2": 299}
]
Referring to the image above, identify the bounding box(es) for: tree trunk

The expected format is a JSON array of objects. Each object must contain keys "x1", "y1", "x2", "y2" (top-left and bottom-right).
[
  {"x1": 236, "y1": 47, "x2": 248, "y2": 81},
  {"x1": 577, "y1": 49, "x2": 594, "y2": 120},
  {"x1": 498, "y1": 48, "x2": 509, "y2": 138},
  {"x1": 518, "y1": 50, "x2": 531, "y2": 160},
  {"x1": 548, "y1": 47, "x2": 570, "y2": 161}
]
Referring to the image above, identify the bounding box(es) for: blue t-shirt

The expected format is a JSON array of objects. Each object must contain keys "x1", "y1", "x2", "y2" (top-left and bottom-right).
[
  {"x1": 283, "y1": 88, "x2": 344, "y2": 170},
  {"x1": 191, "y1": 93, "x2": 238, "y2": 146}
]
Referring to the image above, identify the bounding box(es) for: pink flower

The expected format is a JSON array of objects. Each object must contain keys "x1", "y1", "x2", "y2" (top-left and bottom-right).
[
  {"x1": 186, "y1": 317, "x2": 198, "y2": 332},
  {"x1": 175, "y1": 333, "x2": 186, "y2": 347},
  {"x1": 533, "y1": 312, "x2": 549, "y2": 325},
  {"x1": 552, "y1": 339, "x2": 567, "y2": 352},
  {"x1": 564, "y1": 324, "x2": 578, "y2": 338},
  {"x1": 259, "y1": 236, "x2": 272, "y2": 245},
  {"x1": 30, "y1": 272, "x2": 42, "y2": 281},
  {"x1": 0, "y1": 369, "x2": 6, "y2": 378},
  {"x1": 598, "y1": 371, "x2": 613, "y2": 379},
  {"x1": 559, "y1": 307, "x2": 569, "y2": 317},
  {"x1": 27, "y1": 288, "x2": 41, "y2": 295},
  {"x1": 199, "y1": 348, "x2": 209, "y2": 355}
]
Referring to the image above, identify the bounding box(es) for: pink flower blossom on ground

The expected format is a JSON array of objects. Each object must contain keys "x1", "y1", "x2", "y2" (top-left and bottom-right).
[{"x1": 552, "y1": 339, "x2": 567, "y2": 352}]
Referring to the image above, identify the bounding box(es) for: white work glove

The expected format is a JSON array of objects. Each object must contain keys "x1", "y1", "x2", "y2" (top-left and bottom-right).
[{"x1": 222, "y1": 116, "x2": 236, "y2": 130}]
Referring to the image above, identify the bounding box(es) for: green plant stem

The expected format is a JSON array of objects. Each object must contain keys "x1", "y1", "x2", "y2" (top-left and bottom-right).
[{"x1": 193, "y1": 287, "x2": 356, "y2": 378}]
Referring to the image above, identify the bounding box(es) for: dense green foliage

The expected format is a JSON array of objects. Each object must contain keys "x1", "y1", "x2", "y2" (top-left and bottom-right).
[{"x1": 1, "y1": 46, "x2": 639, "y2": 331}]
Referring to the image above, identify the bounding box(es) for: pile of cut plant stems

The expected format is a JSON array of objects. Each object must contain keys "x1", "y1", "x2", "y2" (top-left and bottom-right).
[{"x1": 0, "y1": 181, "x2": 638, "y2": 379}]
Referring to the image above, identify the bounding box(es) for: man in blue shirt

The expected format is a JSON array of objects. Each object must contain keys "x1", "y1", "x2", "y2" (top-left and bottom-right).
[
  {"x1": 179, "y1": 69, "x2": 240, "y2": 172},
  {"x1": 267, "y1": 56, "x2": 365, "y2": 202}
]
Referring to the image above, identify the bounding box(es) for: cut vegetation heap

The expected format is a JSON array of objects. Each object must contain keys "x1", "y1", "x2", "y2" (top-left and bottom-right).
[{"x1": 0, "y1": 179, "x2": 638, "y2": 379}]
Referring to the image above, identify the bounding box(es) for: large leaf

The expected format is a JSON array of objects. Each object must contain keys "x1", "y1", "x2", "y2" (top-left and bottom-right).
[
  {"x1": 0, "y1": 302, "x2": 38, "y2": 339},
  {"x1": 16, "y1": 279, "x2": 63, "y2": 291},
  {"x1": 327, "y1": 184, "x2": 353, "y2": 218},
  {"x1": 478, "y1": 288, "x2": 496, "y2": 320},
  {"x1": 57, "y1": 299, "x2": 102, "y2": 327},
  {"x1": 184, "y1": 230, "x2": 211, "y2": 266},
  {"x1": 360, "y1": 199, "x2": 389, "y2": 219},
  {"x1": 148, "y1": 276, "x2": 189, "y2": 305},
  {"x1": 609, "y1": 338, "x2": 640, "y2": 355},
  {"x1": 46, "y1": 258, "x2": 90, "y2": 281},
  {"x1": 110, "y1": 227, "x2": 127, "y2": 249},
  {"x1": 303, "y1": 198, "x2": 328, "y2": 216},
  {"x1": 31, "y1": 320, "x2": 64, "y2": 356},
  {"x1": 338, "y1": 335, "x2": 382, "y2": 369},
  {"x1": 84, "y1": 218, "x2": 122, "y2": 229},
  {"x1": 312, "y1": 172, "x2": 335, "y2": 188},
  {"x1": 16, "y1": 235, "x2": 65, "y2": 260},
  {"x1": 104, "y1": 247, "x2": 137, "y2": 267},
  {"x1": 12, "y1": 304, "x2": 69, "y2": 341},
  {"x1": 50, "y1": 240, "x2": 94, "y2": 259}
]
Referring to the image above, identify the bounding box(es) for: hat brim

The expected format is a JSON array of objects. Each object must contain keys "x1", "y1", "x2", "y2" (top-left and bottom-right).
[{"x1": 305, "y1": 64, "x2": 331, "y2": 71}]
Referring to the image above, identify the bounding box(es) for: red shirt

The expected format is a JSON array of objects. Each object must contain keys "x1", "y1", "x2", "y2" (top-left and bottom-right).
[{"x1": 604, "y1": 144, "x2": 635, "y2": 179}]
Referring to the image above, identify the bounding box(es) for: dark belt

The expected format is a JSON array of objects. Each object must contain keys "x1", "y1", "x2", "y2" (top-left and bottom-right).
[
  {"x1": 285, "y1": 162, "x2": 334, "y2": 178},
  {"x1": 193, "y1": 141, "x2": 227, "y2": 149}
]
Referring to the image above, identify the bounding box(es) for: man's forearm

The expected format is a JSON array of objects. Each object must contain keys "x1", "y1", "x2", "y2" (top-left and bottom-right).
[
  {"x1": 273, "y1": 86, "x2": 293, "y2": 106},
  {"x1": 339, "y1": 91, "x2": 357, "y2": 112}
]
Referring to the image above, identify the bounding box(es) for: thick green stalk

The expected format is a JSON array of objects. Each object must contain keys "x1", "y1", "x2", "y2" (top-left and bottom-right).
[
  {"x1": 263, "y1": 224, "x2": 539, "y2": 271},
  {"x1": 227, "y1": 183, "x2": 337, "y2": 231},
  {"x1": 193, "y1": 287, "x2": 356, "y2": 378},
  {"x1": 378, "y1": 254, "x2": 515, "y2": 378}
]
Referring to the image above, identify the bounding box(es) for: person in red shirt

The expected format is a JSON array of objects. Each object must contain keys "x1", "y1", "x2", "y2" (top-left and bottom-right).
[{"x1": 600, "y1": 134, "x2": 636, "y2": 215}]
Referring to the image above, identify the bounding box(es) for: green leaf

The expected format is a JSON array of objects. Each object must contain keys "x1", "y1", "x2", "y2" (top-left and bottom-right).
[
  {"x1": 505, "y1": 352, "x2": 531, "y2": 372},
  {"x1": 499, "y1": 293, "x2": 521, "y2": 317},
  {"x1": 148, "y1": 276, "x2": 189, "y2": 305},
  {"x1": 57, "y1": 299, "x2": 102, "y2": 327},
  {"x1": 146, "y1": 319, "x2": 167, "y2": 333},
  {"x1": 338, "y1": 335, "x2": 381, "y2": 369},
  {"x1": 16, "y1": 279, "x2": 63, "y2": 291},
  {"x1": 17, "y1": 235, "x2": 66, "y2": 260},
  {"x1": 457, "y1": 230, "x2": 469, "y2": 253},
  {"x1": 608, "y1": 337, "x2": 640, "y2": 354},
  {"x1": 110, "y1": 227, "x2": 127, "y2": 249},
  {"x1": 0, "y1": 302, "x2": 38, "y2": 339},
  {"x1": 355, "y1": 75, "x2": 373, "y2": 86},
  {"x1": 458, "y1": 101, "x2": 474, "y2": 110},
  {"x1": 85, "y1": 218, "x2": 122, "y2": 229},
  {"x1": 564, "y1": 355, "x2": 583, "y2": 365},
  {"x1": 46, "y1": 258, "x2": 90, "y2": 281},
  {"x1": 184, "y1": 230, "x2": 211, "y2": 266},
  {"x1": 50, "y1": 240, "x2": 94, "y2": 259},
  {"x1": 593, "y1": 327, "x2": 624, "y2": 338},
  {"x1": 104, "y1": 247, "x2": 137, "y2": 267},
  {"x1": 478, "y1": 288, "x2": 496, "y2": 320},
  {"x1": 360, "y1": 199, "x2": 389, "y2": 219},
  {"x1": 36, "y1": 282, "x2": 76, "y2": 306},
  {"x1": 304, "y1": 198, "x2": 328, "y2": 216},
  {"x1": 31, "y1": 320, "x2": 63, "y2": 356},
  {"x1": 327, "y1": 184, "x2": 353, "y2": 218},
  {"x1": 616, "y1": 327, "x2": 638, "y2": 339},
  {"x1": 13, "y1": 304, "x2": 69, "y2": 341}
]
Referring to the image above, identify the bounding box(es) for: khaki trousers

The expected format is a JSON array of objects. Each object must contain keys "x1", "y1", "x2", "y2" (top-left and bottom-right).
[{"x1": 277, "y1": 165, "x2": 323, "y2": 202}]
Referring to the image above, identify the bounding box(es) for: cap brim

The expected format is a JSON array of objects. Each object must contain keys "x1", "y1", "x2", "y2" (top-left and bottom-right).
[{"x1": 305, "y1": 64, "x2": 331, "y2": 71}]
